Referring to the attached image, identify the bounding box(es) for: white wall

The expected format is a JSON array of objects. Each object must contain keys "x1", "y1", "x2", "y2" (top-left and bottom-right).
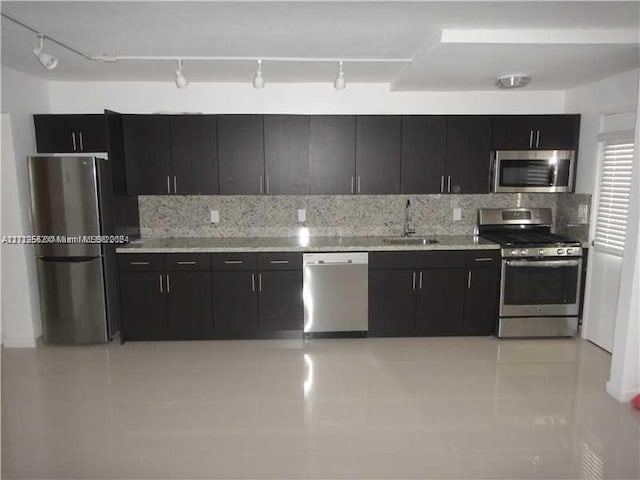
[
  {"x1": 47, "y1": 81, "x2": 566, "y2": 115},
  {"x1": 1, "y1": 67, "x2": 50, "y2": 347},
  {"x1": 565, "y1": 69, "x2": 639, "y2": 194}
]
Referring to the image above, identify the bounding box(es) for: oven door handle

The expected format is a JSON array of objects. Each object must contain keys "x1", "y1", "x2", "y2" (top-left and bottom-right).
[{"x1": 505, "y1": 259, "x2": 581, "y2": 268}]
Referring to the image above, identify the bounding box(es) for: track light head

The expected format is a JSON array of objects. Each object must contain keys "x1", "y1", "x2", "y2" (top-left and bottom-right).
[
  {"x1": 253, "y1": 59, "x2": 265, "y2": 89},
  {"x1": 32, "y1": 35, "x2": 58, "y2": 70},
  {"x1": 333, "y1": 60, "x2": 346, "y2": 90},
  {"x1": 174, "y1": 59, "x2": 188, "y2": 89}
]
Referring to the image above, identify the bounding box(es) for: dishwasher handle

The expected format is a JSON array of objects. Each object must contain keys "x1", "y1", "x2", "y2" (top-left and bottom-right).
[
  {"x1": 309, "y1": 259, "x2": 353, "y2": 265},
  {"x1": 303, "y1": 252, "x2": 368, "y2": 266}
]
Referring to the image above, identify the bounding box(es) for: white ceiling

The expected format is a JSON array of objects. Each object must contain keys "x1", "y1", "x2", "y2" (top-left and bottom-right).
[{"x1": 1, "y1": 1, "x2": 639, "y2": 90}]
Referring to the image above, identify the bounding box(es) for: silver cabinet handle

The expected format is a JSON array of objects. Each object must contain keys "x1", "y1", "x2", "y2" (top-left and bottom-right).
[
  {"x1": 130, "y1": 261, "x2": 150, "y2": 265},
  {"x1": 474, "y1": 257, "x2": 493, "y2": 262},
  {"x1": 351, "y1": 176, "x2": 354, "y2": 194},
  {"x1": 251, "y1": 273, "x2": 256, "y2": 292},
  {"x1": 467, "y1": 270, "x2": 472, "y2": 289},
  {"x1": 412, "y1": 271, "x2": 416, "y2": 290},
  {"x1": 159, "y1": 275, "x2": 163, "y2": 293},
  {"x1": 447, "y1": 176, "x2": 452, "y2": 193},
  {"x1": 265, "y1": 175, "x2": 270, "y2": 194},
  {"x1": 536, "y1": 130, "x2": 541, "y2": 148},
  {"x1": 167, "y1": 176, "x2": 171, "y2": 194},
  {"x1": 71, "y1": 132, "x2": 77, "y2": 151},
  {"x1": 79, "y1": 132, "x2": 84, "y2": 151},
  {"x1": 173, "y1": 176, "x2": 177, "y2": 194},
  {"x1": 258, "y1": 273, "x2": 262, "y2": 292},
  {"x1": 166, "y1": 274, "x2": 170, "y2": 293},
  {"x1": 529, "y1": 130, "x2": 533, "y2": 148},
  {"x1": 259, "y1": 175, "x2": 264, "y2": 194},
  {"x1": 419, "y1": 271, "x2": 423, "y2": 290},
  {"x1": 440, "y1": 175, "x2": 445, "y2": 193},
  {"x1": 269, "y1": 260, "x2": 289, "y2": 264},
  {"x1": 357, "y1": 176, "x2": 361, "y2": 194},
  {"x1": 177, "y1": 261, "x2": 196, "y2": 265},
  {"x1": 224, "y1": 260, "x2": 243, "y2": 264}
]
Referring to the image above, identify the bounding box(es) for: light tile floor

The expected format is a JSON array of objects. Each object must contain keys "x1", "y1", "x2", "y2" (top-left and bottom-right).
[{"x1": 2, "y1": 337, "x2": 639, "y2": 479}]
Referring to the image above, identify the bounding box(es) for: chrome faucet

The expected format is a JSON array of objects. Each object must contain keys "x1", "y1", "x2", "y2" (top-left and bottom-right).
[{"x1": 403, "y1": 199, "x2": 416, "y2": 237}]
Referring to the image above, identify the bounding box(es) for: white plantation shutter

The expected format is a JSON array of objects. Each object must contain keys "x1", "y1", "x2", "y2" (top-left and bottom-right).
[{"x1": 594, "y1": 140, "x2": 634, "y2": 256}]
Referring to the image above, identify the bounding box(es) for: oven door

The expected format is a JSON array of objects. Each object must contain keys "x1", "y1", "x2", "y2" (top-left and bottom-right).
[
  {"x1": 493, "y1": 150, "x2": 575, "y2": 193},
  {"x1": 500, "y1": 258, "x2": 582, "y2": 317}
]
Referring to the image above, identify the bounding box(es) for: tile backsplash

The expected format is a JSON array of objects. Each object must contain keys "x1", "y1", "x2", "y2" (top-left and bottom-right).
[{"x1": 140, "y1": 193, "x2": 592, "y2": 240}]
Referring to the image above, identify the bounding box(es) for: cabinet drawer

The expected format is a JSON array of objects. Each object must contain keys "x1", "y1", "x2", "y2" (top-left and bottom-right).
[
  {"x1": 369, "y1": 251, "x2": 466, "y2": 270},
  {"x1": 258, "y1": 252, "x2": 302, "y2": 270},
  {"x1": 211, "y1": 253, "x2": 257, "y2": 271},
  {"x1": 118, "y1": 254, "x2": 164, "y2": 271},
  {"x1": 165, "y1": 253, "x2": 211, "y2": 271},
  {"x1": 466, "y1": 251, "x2": 500, "y2": 268}
]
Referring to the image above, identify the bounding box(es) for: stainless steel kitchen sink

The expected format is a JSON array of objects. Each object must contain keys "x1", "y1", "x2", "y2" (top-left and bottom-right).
[{"x1": 383, "y1": 237, "x2": 439, "y2": 245}]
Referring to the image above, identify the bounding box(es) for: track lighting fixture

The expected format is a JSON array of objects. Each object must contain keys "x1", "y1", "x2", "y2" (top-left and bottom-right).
[
  {"x1": 334, "y1": 61, "x2": 346, "y2": 90},
  {"x1": 32, "y1": 34, "x2": 58, "y2": 70},
  {"x1": 253, "y1": 59, "x2": 265, "y2": 89},
  {"x1": 495, "y1": 74, "x2": 531, "y2": 89},
  {"x1": 174, "y1": 59, "x2": 188, "y2": 89}
]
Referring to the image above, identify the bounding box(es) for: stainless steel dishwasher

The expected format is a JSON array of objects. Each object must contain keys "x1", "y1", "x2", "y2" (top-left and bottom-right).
[{"x1": 303, "y1": 252, "x2": 368, "y2": 335}]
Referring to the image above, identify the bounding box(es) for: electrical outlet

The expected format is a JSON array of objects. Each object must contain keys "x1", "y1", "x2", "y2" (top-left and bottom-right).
[
  {"x1": 453, "y1": 208, "x2": 462, "y2": 221},
  {"x1": 210, "y1": 209, "x2": 219, "y2": 224},
  {"x1": 297, "y1": 209, "x2": 306, "y2": 222}
]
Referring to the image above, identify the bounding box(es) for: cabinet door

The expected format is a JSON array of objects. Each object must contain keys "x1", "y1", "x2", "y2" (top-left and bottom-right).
[
  {"x1": 491, "y1": 116, "x2": 537, "y2": 149},
  {"x1": 120, "y1": 272, "x2": 168, "y2": 340},
  {"x1": 415, "y1": 269, "x2": 466, "y2": 336},
  {"x1": 368, "y1": 270, "x2": 416, "y2": 337},
  {"x1": 218, "y1": 115, "x2": 265, "y2": 194},
  {"x1": 309, "y1": 115, "x2": 356, "y2": 194},
  {"x1": 355, "y1": 116, "x2": 401, "y2": 194},
  {"x1": 264, "y1": 115, "x2": 310, "y2": 194},
  {"x1": 258, "y1": 270, "x2": 303, "y2": 331},
  {"x1": 212, "y1": 271, "x2": 258, "y2": 336},
  {"x1": 401, "y1": 116, "x2": 446, "y2": 193},
  {"x1": 167, "y1": 271, "x2": 213, "y2": 340},
  {"x1": 123, "y1": 115, "x2": 172, "y2": 195},
  {"x1": 169, "y1": 115, "x2": 218, "y2": 194},
  {"x1": 34, "y1": 115, "x2": 77, "y2": 153},
  {"x1": 464, "y1": 267, "x2": 499, "y2": 335},
  {"x1": 76, "y1": 114, "x2": 108, "y2": 152},
  {"x1": 445, "y1": 116, "x2": 492, "y2": 194},
  {"x1": 536, "y1": 115, "x2": 580, "y2": 150}
]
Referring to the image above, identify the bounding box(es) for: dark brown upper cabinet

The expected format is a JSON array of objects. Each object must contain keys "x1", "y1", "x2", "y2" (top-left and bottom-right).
[
  {"x1": 355, "y1": 116, "x2": 401, "y2": 194},
  {"x1": 309, "y1": 115, "x2": 356, "y2": 194},
  {"x1": 34, "y1": 114, "x2": 107, "y2": 153},
  {"x1": 218, "y1": 115, "x2": 265, "y2": 195},
  {"x1": 445, "y1": 116, "x2": 493, "y2": 194},
  {"x1": 492, "y1": 114, "x2": 580, "y2": 150},
  {"x1": 264, "y1": 115, "x2": 310, "y2": 194},
  {"x1": 170, "y1": 115, "x2": 218, "y2": 194},
  {"x1": 400, "y1": 116, "x2": 447, "y2": 194}
]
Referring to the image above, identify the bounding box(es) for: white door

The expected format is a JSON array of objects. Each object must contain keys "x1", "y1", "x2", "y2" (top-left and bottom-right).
[{"x1": 583, "y1": 119, "x2": 635, "y2": 352}]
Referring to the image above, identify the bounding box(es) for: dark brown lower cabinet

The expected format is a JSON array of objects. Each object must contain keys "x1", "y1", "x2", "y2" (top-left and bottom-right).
[
  {"x1": 258, "y1": 270, "x2": 304, "y2": 332},
  {"x1": 463, "y1": 267, "x2": 499, "y2": 335},
  {"x1": 415, "y1": 269, "x2": 466, "y2": 336},
  {"x1": 368, "y1": 270, "x2": 416, "y2": 336},
  {"x1": 212, "y1": 271, "x2": 259, "y2": 337},
  {"x1": 167, "y1": 272, "x2": 213, "y2": 340},
  {"x1": 120, "y1": 272, "x2": 168, "y2": 341}
]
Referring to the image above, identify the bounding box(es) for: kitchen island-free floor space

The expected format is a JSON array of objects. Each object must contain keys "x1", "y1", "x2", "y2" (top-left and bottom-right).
[{"x1": 2, "y1": 337, "x2": 638, "y2": 479}]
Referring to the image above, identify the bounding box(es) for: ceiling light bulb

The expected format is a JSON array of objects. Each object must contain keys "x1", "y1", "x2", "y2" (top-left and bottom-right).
[
  {"x1": 495, "y1": 74, "x2": 531, "y2": 89},
  {"x1": 174, "y1": 60, "x2": 188, "y2": 89},
  {"x1": 253, "y1": 59, "x2": 265, "y2": 89},
  {"x1": 334, "y1": 61, "x2": 346, "y2": 90},
  {"x1": 32, "y1": 35, "x2": 58, "y2": 70}
]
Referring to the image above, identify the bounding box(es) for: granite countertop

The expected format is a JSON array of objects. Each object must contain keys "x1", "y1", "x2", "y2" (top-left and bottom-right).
[{"x1": 116, "y1": 235, "x2": 500, "y2": 253}]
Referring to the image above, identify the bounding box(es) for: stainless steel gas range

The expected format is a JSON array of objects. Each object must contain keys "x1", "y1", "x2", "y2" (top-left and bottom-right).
[{"x1": 478, "y1": 208, "x2": 583, "y2": 338}]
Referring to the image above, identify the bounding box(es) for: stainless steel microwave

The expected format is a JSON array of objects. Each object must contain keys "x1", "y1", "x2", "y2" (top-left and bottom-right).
[{"x1": 491, "y1": 150, "x2": 575, "y2": 193}]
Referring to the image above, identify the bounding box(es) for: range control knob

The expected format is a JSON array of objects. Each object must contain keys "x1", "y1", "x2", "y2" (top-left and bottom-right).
[
  {"x1": 566, "y1": 248, "x2": 573, "y2": 255},
  {"x1": 520, "y1": 248, "x2": 529, "y2": 256},
  {"x1": 557, "y1": 248, "x2": 565, "y2": 255},
  {"x1": 538, "y1": 248, "x2": 546, "y2": 256},
  {"x1": 510, "y1": 249, "x2": 519, "y2": 256}
]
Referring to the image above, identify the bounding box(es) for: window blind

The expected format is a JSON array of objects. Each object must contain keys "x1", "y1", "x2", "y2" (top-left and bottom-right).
[{"x1": 593, "y1": 140, "x2": 634, "y2": 256}]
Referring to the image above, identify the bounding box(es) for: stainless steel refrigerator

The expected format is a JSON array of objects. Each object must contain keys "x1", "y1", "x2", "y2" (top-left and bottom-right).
[{"x1": 28, "y1": 154, "x2": 120, "y2": 344}]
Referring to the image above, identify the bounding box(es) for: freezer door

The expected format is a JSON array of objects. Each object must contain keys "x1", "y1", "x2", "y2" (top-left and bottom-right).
[
  {"x1": 28, "y1": 156, "x2": 102, "y2": 257},
  {"x1": 37, "y1": 257, "x2": 108, "y2": 344}
]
